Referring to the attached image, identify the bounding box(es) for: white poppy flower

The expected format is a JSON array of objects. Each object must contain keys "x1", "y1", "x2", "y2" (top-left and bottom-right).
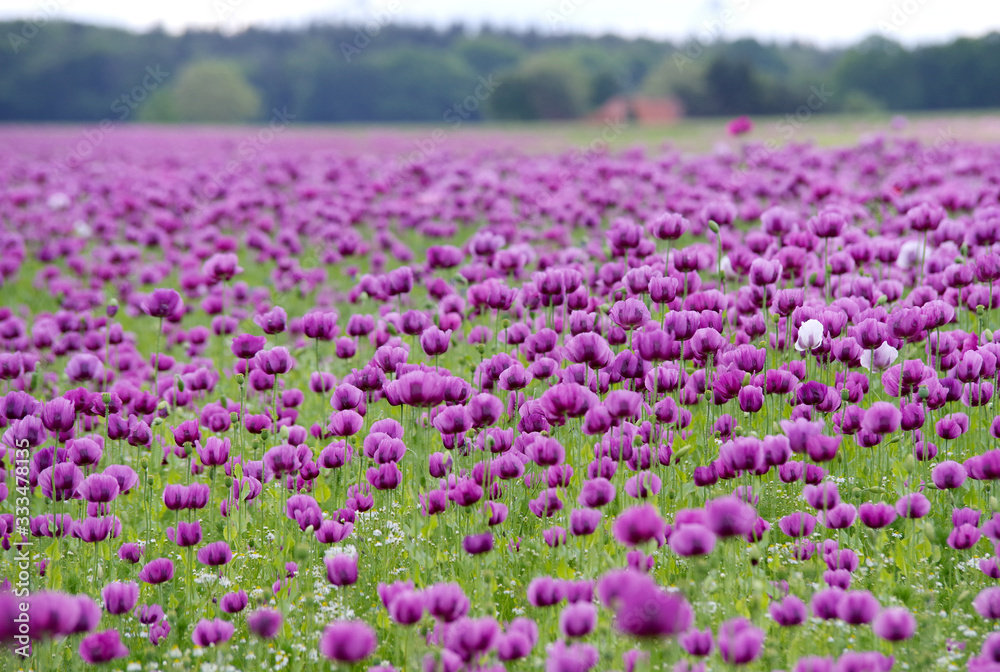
[
  {"x1": 795, "y1": 319, "x2": 824, "y2": 352},
  {"x1": 860, "y1": 342, "x2": 899, "y2": 371}
]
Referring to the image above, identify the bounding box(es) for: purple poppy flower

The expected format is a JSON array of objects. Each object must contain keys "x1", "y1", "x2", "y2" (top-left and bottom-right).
[
  {"x1": 779, "y1": 512, "x2": 816, "y2": 538},
  {"x1": 570, "y1": 508, "x2": 602, "y2": 536},
  {"x1": 932, "y1": 460, "x2": 967, "y2": 489},
  {"x1": 680, "y1": 627, "x2": 714, "y2": 656},
  {"x1": 101, "y1": 581, "x2": 139, "y2": 615},
  {"x1": 705, "y1": 496, "x2": 756, "y2": 538},
  {"x1": 613, "y1": 504, "x2": 667, "y2": 547},
  {"x1": 220, "y1": 589, "x2": 248, "y2": 614},
  {"x1": 138, "y1": 558, "x2": 174, "y2": 584},
  {"x1": 142, "y1": 288, "x2": 183, "y2": 319},
  {"x1": 325, "y1": 554, "x2": 358, "y2": 586},
  {"x1": 949, "y1": 523, "x2": 982, "y2": 549},
  {"x1": 770, "y1": 595, "x2": 808, "y2": 626},
  {"x1": 247, "y1": 608, "x2": 283, "y2": 639},
  {"x1": 873, "y1": 606, "x2": 916, "y2": 641},
  {"x1": 837, "y1": 590, "x2": 879, "y2": 625},
  {"x1": 669, "y1": 524, "x2": 716, "y2": 557},
  {"x1": 192, "y1": 618, "x2": 235, "y2": 647},
  {"x1": 197, "y1": 541, "x2": 232, "y2": 566},
  {"x1": 388, "y1": 590, "x2": 425, "y2": 625},
  {"x1": 895, "y1": 492, "x2": 931, "y2": 519},
  {"x1": 79, "y1": 629, "x2": 129, "y2": 664},
  {"x1": 559, "y1": 602, "x2": 597, "y2": 638},
  {"x1": 811, "y1": 587, "x2": 844, "y2": 620},
  {"x1": 462, "y1": 532, "x2": 494, "y2": 555},
  {"x1": 717, "y1": 617, "x2": 764, "y2": 664},
  {"x1": 424, "y1": 583, "x2": 470, "y2": 623},
  {"x1": 859, "y1": 502, "x2": 897, "y2": 529}
]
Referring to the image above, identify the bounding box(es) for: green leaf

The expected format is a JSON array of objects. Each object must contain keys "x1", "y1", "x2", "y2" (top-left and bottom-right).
[
  {"x1": 421, "y1": 515, "x2": 439, "y2": 538},
  {"x1": 893, "y1": 544, "x2": 907, "y2": 572},
  {"x1": 46, "y1": 539, "x2": 61, "y2": 562}
]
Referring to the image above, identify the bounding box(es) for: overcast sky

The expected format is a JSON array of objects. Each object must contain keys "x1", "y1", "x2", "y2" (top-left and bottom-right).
[{"x1": 2, "y1": 0, "x2": 999, "y2": 47}]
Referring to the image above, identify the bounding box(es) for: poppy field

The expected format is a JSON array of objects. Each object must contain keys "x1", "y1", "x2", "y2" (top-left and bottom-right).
[{"x1": 3, "y1": 125, "x2": 1000, "y2": 672}]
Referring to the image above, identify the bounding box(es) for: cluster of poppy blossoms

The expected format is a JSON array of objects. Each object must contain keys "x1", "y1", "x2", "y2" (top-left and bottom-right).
[{"x1": 1, "y1": 125, "x2": 1000, "y2": 671}]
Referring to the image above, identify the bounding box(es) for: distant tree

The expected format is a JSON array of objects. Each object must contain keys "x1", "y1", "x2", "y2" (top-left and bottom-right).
[
  {"x1": 488, "y1": 54, "x2": 589, "y2": 120},
  {"x1": 456, "y1": 36, "x2": 524, "y2": 75},
  {"x1": 3, "y1": 20, "x2": 1000, "y2": 122},
  {"x1": 590, "y1": 70, "x2": 624, "y2": 107},
  {"x1": 835, "y1": 36, "x2": 924, "y2": 110},
  {"x1": 170, "y1": 60, "x2": 261, "y2": 122},
  {"x1": 298, "y1": 47, "x2": 475, "y2": 122},
  {"x1": 704, "y1": 58, "x2": 765, "y2": 115},
  {"x1": 641, "y1": 50, "x2": 708, "y2": 101},
  {"x1": 137, "y1": 89, "x2": 179, "y2": 122}
]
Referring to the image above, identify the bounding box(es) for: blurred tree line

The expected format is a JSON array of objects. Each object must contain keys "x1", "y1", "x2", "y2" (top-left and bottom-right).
[{"x1": 2, "y1": 20, "x2": 1000, "y2": 122}]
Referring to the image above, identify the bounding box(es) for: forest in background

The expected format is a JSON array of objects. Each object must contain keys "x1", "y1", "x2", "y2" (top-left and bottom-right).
[{"x1": 2, "y1": 20, "x2": 1000, "y2": 123}]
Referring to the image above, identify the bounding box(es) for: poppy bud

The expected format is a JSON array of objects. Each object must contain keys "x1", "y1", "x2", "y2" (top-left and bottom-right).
[
  {"x1": 139, "y1": 458, "x2": 149, "y2": 471},
  {"x1": 151, "y1": 417, "x2": 163, "y2": 426},
  {"x1": 707, "y1": 220, "x2": 720, "y2": 234}
]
